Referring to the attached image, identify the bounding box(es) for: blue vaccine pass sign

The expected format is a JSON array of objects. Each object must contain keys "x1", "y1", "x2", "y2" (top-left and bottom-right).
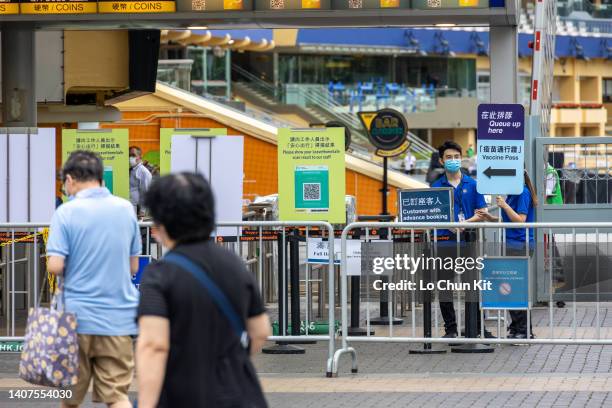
[
  {"x1": 476, "y1": 104, "x2": 525, "y2": 195},
  {"x1": 398, "y1": 188, "x2": 453, "y2": 223},
  {"x1": 481, "y1": 257, "x2": 529, "y2": 310}
]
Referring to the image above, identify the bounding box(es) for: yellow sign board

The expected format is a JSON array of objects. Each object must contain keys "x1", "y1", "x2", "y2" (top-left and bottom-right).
[
  {"x1": 357, "y1": 112, "x2": 377, "y2": 131},
  {"x1": 98, "y1": 0, "x2": 176, "y2": 12},
  {"x1": 20, "y1": 0, "x2": 96, "y2": 14},
  {"x1": 0, "y1": 1, "x2": 19, "y2": 14}
]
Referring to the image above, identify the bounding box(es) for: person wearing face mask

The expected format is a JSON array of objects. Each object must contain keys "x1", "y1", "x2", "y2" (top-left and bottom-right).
[
  {"x1": 129, "y1": 146, "x2": 153, "y2": 218},
  {"x1": 430, "y1": 140, "x2": 490, "y2": 339}
]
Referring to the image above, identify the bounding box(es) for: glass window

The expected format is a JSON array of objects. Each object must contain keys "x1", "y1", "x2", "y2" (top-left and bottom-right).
[{"x1": 603, "y1": 78, "x2": 612, "y2": 103}]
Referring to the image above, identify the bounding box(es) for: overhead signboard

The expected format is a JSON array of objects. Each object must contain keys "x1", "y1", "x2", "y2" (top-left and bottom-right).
[
  {"x1": 277, "y1": 127, "x2": 345, "y2": 223},
  {"x1": 358, "y1": 108, "x2": 409, "y2": 157},
  {"x1": 20, "y1": 0, "x2": 97, "y2": 14},
  {"x1": 98, "y1": 0, "x2": 176, "y2": 12},
  {"x1": 481, "y1": 257, "x2": 529, "y2": 310},
  {"x1": 0, "y1": 0, "x2": 518, "y2": 21},
  {"x1": 176, "y1": 0, "x2": 251, "y2": 10},
  {"x1": 398, "y1": 187, "x2": 453, "y2": 223},
  {"x1": 476, "y1": 103, "x2": 525, "y2": 195},
  {"x1": 0, "y1": 0, "x2": 19, "y2": 14},
  {"x1": 255, "y1": 0, "x2": 329, "y2": 9},
  {"x1": 332, "y1": 0, "x2": 410, "y2": 9},
  {"x1": 413, "y1": 0, "x2": 488, "y2": 9}
]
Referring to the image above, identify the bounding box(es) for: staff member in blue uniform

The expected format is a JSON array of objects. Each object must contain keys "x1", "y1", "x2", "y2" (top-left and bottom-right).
[
  {"x1": 496, "y1": 171, "x2": 537, "y2": 339},
  {"x1": 431, "y1": 140, "x2": 488, "y2": 338}
]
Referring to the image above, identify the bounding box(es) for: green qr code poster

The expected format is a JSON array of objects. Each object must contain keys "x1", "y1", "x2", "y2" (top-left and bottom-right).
[
  {"x1": 277, "y1": 128, "x2": 345, "y2": 223},
  {"x1": 294, "y1": 165, "x2": 330, "y2": 211}
]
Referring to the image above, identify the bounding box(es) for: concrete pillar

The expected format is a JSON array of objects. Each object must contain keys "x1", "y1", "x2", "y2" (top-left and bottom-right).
[
  {"x1": 489, "y1": 25, "x2": 518, "y2": 104},
  {"x1": 2, "y1": 24, "x2": 36, "y2": 127}
]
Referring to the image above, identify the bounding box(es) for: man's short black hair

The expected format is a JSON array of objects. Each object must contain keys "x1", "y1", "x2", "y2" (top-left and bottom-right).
[
  {"x1": 61, "y1": 150, "x2": 104, "y2": 184},
  {"x1": 437, "y1": 140, "x2": 463, "y2": 159},
  {"x1": 145, "y1": 172, "x2": 215, "y2": 243},
  {"x1": 129, "y1": 146, "x2": 142, "y2": 156}
]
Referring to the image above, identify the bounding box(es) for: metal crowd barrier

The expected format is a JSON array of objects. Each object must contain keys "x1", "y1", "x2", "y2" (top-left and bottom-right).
[
  {"x1": 332, "y1": 221, "x2": 612, "y2": 377},
  {"x1": 0, "y1": 221, "x2": 337, "y2": 377}
]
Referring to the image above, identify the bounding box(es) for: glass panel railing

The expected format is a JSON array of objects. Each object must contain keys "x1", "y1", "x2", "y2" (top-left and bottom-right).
[{"x1": 157, "y1": 59, "x2": 194, "y2": 92}]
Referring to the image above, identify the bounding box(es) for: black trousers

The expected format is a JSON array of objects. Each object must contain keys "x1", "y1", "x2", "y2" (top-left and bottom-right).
[
  {"x1": 436, "y1": 240, "x2": 482, "y2": 335},
  {"x1": 440, "y1": 301, "x2": 484, "y2": 335},
  {"x1": 508, "y1": 310, "x2": 532, "y2": 334}
]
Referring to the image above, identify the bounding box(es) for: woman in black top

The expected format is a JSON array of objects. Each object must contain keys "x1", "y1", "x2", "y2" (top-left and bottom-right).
[{"x1": 136, "y1": 173, "x2": 270, "y2": 408}]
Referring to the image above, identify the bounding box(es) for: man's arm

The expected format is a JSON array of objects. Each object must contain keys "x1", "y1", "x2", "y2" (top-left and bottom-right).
[
  {"x1": 247, "y1": 313, "x2": 271, "y2": 355},
  {"x1": 138, "y1": 167, "x2": 153, "y2": 215},
  {"x1": 47, "y1": 256, "x2": 65, "y2": 276},
  {"x1": 130, "y1": 256, "x2": 139, "y2": 276},
  {"x1": 136, "y1": 316, "x2": 170, "y2": 408}
]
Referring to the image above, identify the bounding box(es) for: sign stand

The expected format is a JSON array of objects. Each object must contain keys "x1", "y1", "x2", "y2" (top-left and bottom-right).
[
  {"x1": 381, "y1": 157, "x2": 389, "y2": 215},
  {"x1": 357, "y1": 108, "x2": 410, "y2": 327},
  {"x1": 358, "y1": 215, "x2": 402, "y2": 326}
]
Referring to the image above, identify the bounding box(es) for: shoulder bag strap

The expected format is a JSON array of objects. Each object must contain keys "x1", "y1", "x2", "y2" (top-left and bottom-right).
[{"x1": 163, "y1": 252, "x2": 249, "y2": 349}]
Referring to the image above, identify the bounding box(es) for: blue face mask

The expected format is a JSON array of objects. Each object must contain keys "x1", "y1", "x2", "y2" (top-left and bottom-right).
[{"x1": 444, "y1": 159, "x2": 461, "y2": 173}]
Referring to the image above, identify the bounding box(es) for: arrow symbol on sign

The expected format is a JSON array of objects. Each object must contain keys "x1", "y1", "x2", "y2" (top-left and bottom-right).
[{"x1": 483, "y1": 167, "x2": 517, "y2": 178}]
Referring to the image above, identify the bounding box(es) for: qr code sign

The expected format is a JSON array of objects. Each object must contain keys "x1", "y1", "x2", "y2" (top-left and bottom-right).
[
  {"x1": 427, "y1": 0, "x2": 441, "y2": 7},
  {"x1": 303, "y1": 183, "x2": 321, "y2": 201}
]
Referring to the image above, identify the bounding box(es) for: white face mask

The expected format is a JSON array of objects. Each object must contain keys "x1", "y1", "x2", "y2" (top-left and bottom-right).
[{"x1": 129, "y1": 157, "x2": 138, "y2": 167}]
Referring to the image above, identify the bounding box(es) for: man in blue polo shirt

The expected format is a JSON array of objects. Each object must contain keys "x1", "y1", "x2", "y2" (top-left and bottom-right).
[
  {"x1": 47, "y1": 150, "x2": 141, "y2": 408},
  {"x1": 431, "y1": 140, "x2": 487, "y2": 338}
]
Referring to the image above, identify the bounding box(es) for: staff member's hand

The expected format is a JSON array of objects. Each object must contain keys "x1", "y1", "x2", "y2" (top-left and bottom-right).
[
  {"x1": 496, "y1": 196, "x2": 509, "y2": 210},
  {"x1": 476, "y1": 208, "x2": 499, "y2": 222}
]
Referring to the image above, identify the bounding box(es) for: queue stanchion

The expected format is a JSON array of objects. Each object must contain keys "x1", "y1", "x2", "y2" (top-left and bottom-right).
[
  {"x1": 364, "y1": 215, "x2": 403, "y2": 326},
  {"x1": 348, "y1": 229, "x2": 375, "y2": 336},
  {"x1": 263, "y1": 230, "x2": 305, "y2": 354},
  {"x1": 410, "y1": 239, "x2": 446, "y2": 354},
  {"x1": 289, "y1": 231, "x2": 316, "y2": 344}
]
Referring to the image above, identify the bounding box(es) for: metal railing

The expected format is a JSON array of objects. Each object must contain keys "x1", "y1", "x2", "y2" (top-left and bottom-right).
[
  {"x1": 0, "y1": 221, "x2": 338, "y2": 376},
  {"x1": 332, "y1": 221, "x2": 612, "y2": 377}
]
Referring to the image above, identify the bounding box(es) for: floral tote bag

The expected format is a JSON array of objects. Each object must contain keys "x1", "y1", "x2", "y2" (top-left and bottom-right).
[{"x1": 19, "y1": 277, "x2": 79, "y2": 387}]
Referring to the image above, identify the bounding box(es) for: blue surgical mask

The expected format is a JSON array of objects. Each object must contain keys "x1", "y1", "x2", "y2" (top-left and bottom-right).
[{"x1": 444, "y1": 159, "x2": 461, "y2": 173}]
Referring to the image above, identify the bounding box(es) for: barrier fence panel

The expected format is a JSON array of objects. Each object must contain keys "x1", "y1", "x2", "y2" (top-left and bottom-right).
[
  {"x1": 332, "y1": 221, "x2": 612, "y2": 377},
  {"x1": 215, "y1": 221, "x2": 337, "y2": 376},
  {"x1": 0, "y1": 221, "x2": 337, "y2": 377}
]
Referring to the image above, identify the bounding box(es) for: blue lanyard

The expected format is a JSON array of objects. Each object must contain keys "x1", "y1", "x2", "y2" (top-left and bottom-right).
[{"x1": 454, "y1": 180, "x2": 465, "y2": 215}]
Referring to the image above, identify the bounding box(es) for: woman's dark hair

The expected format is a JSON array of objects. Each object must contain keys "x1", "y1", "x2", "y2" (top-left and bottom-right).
[
  {"x1": 145, "y1": 172, "x2": 216, "y2": 243},
  {"x1": 61, "y1": 150, "x2": 104, "y2": 184},
  {"x1": 437, "y1": 140, "x2": 463, "y2": 159},
  {"x1": 524, "y1": 171, "x2": 538, "y2": 207}
]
